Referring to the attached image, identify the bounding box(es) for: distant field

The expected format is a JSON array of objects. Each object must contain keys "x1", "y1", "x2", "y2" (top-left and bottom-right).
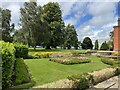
[{"x1": 24, "y1": 55, "x2": 109, "y2": 86}]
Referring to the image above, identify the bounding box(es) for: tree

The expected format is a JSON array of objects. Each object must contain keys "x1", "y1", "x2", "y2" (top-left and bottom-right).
[
  {"x1": 13, "y1": 29, "x2": 27, "y2": 44},
  {"x1": 64, "y1": 24, "x2": 78, "y2": 49},
  {"x1": 1, "y1": 8, "x2": 14, "y2": 42},
  {"x1": 107, "y1": 40, "x2": 113, "y2": 51},
  {"x1": 81, "y1": 37, "x2": 93, "y2": 49},
  {"x1": 42, "y1": 2, "x2": 64, "y2": 49},
  {"x1": 20, "y1": 2, "x2": 50, "y2": 50},
  {"x1": 109, "y1": 31, "x2": 114, "y2": 40},
  {"x1": 100, "y1": 41, "x2": 109, "y2": 50},
  {"x1": 109, "y1": 31, "x2": 114, "y2": 50},
  {"x1": 94, "y1": 40, "x2": 99, "y2": 50}
]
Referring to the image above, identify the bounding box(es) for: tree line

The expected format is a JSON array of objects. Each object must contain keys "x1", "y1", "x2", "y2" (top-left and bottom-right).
[{"x1": 1, "y1": 2, "x2": 113, "y2": 50}]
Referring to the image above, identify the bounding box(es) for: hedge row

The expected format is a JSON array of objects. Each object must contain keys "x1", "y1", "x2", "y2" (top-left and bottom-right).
[
  {"x1": 101, "y1": 58, "x2": 119, "y2": 66},
  {"x1": 1, "y1": 41, "x2": 30, "y2": 89},
  {"x1": 1, "y1": 41, "x2": 15, "y2": 89},
  {"x1": 14, "y1": 43, "x2": 28, "y2": 59},
  {"x1": 68, "y1": 68, "x2": 120, "y2": 89}
]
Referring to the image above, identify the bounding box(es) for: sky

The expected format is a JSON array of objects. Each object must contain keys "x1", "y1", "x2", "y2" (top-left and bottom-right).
[{"x1": 1, "y1": 0, "x2": 120, "y2": 46}]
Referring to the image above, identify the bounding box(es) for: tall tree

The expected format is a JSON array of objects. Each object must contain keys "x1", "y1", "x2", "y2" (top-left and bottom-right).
[
  {"x1": 1, "y1": 8, "x2": 14, "y2": 42},
  {"x1": 64, "y1": 24, "x2": 78, "y2": 49},
  {"x1": 20, "y1": 2, "x2": 50, "y2": 49},
  {"x1": 42, "y1": 2, "x2": 64, "y2": 49},
  {"x1": 81, "y1": 37, "x2": 93, "y2": 49},
  {"x1": 100, "y1": 41, "x2": 109, "y2": 50},
  {"x1": 94, "y1": 40, "x2": 99, "y2": 50}
]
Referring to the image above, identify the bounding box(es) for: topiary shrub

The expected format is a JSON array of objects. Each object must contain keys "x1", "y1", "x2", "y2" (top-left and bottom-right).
[
  {"x1": 13, "y1": 58, "x2": 31, "y2": 85},
  {"x1": 14, "y1": 43, "x2": 28, "y2": 59},
  {"x1": 1, "y1": 41, "x2": 15, "y2": 89}
]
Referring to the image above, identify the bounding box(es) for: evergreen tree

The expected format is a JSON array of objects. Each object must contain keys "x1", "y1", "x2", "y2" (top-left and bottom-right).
[
  {"x1": 81, "y1": 37, "x2": 93, "y2": 49},
  {"x1": 42, "y1": 2, "x2": 64, "y2": 49},
  {"x1": 1, "y1": 8, "x2": 14, "y2": 42},
  {"x1": 100, "y1": 41, "x2": 109, "y2": 50},
  {"x1": 64, "y1": 24, "x2": 78, "y2": 49},
  {"x1": 95, "y1": 40, "x2": 99, "y2": 50}
]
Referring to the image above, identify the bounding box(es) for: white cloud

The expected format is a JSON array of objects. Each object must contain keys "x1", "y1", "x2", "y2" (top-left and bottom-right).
[{"x1": 2, "y1": 2, "x2": 22, "y2": 29}]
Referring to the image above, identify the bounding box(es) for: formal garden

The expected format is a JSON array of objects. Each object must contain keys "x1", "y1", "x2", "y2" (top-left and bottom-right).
[
  {"x1": 1, "y1": 40, "x2": 120, "y2": 90},
  {"x1": 1, "y1": 1, "x2": 120, "y2": 90}
]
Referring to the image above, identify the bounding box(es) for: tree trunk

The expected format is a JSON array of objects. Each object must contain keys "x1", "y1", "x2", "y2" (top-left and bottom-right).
[
  {"x1": 34, "y1": 45, "x2": 36, "y2": 50},
  {"x1": 46, "y1": 45, "x2": 51, "y2": 49}
]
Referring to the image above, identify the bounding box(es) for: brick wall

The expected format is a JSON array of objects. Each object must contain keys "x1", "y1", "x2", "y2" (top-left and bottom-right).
[{"x1": 114, "y1": 26, "x2": 120, "y2": 51}]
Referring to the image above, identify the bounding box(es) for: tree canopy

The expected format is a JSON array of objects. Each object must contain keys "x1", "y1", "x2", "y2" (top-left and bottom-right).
[
  {"x1": 1, "y1": 8, "x2": 14, "y2": 42},
  {"x1": 81, "y1": 37, "x2": 93, "y2": 49}
]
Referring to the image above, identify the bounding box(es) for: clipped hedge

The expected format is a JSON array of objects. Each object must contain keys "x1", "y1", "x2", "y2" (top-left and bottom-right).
[
  {"x1": 14, "y1": 43, "x2": 28, "y2": 59},
  {"x1": 68, "y1": 73, "x2": 92, "y2": 89},
  {"x1": 13, "y1": 58, "x2": 31, "y2": 85},
  {"x1": 101, "y1": 58, "x2": 119, "y2": 66},
  {"x1": 1, "y1": 41, "x2": 15, "y2": 89},
  {"x1": 68, "y1": 68, "x2": 119, "y2": 89}
]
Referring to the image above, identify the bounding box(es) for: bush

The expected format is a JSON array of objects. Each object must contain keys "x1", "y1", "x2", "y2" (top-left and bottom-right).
[
  {"x1": 14, "y1": 43, "x2": 28, "y2": 59},
  {"x1": 68, "y1": 73, "x2": 91, "y2": 90},
  {"x1": 1, "y1": 41, "x2": 15, "y2": 89},
  {"x1": 115, "y1": 67, "x2": 120, "y2": 76},
  {"x1": 13, "y1": 58, "x2": 31, "y2": 85},
  {"x1": 68, "y1": 68, "x2": 117, "y2": 89},
  {"x1": 101, "y1": 58, "x2": 118, "y2": 66},
  {"x1": 112, "y1": 52, "x2": 120, "y2": 56},
  {"x1": 91, "y1": 68, "x2": 116, "y2": 85},
  {"x1": 34, "y1": 52, "x2": 54, "y2": 58}
]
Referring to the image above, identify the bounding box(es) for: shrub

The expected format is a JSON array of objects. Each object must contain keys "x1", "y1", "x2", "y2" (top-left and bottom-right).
[
  {"x1": 68, "y1": 68, "x2": 117, "y2": 89},
  {"x1": 68, "y1": 73, "x2": 91, "y2": 90},
  {"x1": 101, "y1": 58, "x2": 118, "y2": 66},
  {"x1": 13, "y1": 58, "x2": 31, "y2": 85},
  {"x1": 1, "y1": 41, "x2": 15, "y2": 89},
  {"x1": 90, "y1": 68, "x2": 116, "y2": 85},
  {"x1": 34, "y1": 52, "x2": 54, "y2": 58},
  {"x1": 112, "y1": 52, "x2": 120, "y2": 56},
  {"x1": 115, "y1": 67, "x2": 120, "y2": 76},
  {"x1": 14, "y1": 43, "x2": 28, "y2": 59}
]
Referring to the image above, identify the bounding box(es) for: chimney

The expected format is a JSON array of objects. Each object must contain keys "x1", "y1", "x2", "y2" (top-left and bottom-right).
[{"x1": 118, "y1": 18, "x2": 120, "y2": 26}]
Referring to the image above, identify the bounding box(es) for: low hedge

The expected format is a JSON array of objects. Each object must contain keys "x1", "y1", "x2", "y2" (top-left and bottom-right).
[
  {"x1": 68, "y1": 73, "x2": 92, "y2": 89},
  {"x1": 1, "y1": 41, "x2": 15, "y2": 89},
  {"x1": 13, "y1": 58, "x2": 31, "y2": 85},
  {"x1": 14, "y1": 43, "x2": 28, "y2": 59},
  {"x1": 101, "y1": 58, "x2": 119, "y2": 66},
  {"x1": 68, "y1": 68, "x2": 120, "y2": 89}
]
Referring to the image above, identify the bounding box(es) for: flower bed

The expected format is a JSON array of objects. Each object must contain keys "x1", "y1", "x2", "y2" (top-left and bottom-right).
[
  {"x1": 49, "y1": 57, "x2": 91, "y2": 65},
  {"x1": 34, "y1": 52, "x2": 72, "y2": 58}
]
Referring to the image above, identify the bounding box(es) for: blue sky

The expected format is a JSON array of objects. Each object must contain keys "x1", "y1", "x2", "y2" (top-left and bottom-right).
[{"x1": 1, "y1": 0, "x2": 120, "y2": 46}]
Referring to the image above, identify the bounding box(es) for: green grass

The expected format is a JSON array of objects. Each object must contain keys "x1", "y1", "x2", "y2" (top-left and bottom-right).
[{"x1": 24, "y1": 55, "x2": 110, "y2": 86}]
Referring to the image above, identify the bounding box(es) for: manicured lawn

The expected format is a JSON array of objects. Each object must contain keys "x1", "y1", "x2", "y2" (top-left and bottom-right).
[{"x1": 24, "y1": 55, "x2": 110, "y2": 86}]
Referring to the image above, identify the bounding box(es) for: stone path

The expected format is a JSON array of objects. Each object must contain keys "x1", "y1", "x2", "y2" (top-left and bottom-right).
[{"x1": 94, "y1": 76, "x2": 120, "y2": 89}]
